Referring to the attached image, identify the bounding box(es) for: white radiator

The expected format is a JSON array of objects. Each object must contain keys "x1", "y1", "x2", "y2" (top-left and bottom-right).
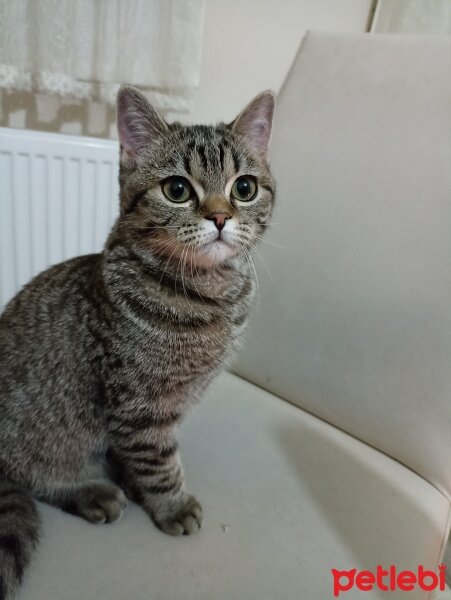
[{"x1": 0, "y1": 128, "x2": 120, "y2": 311}]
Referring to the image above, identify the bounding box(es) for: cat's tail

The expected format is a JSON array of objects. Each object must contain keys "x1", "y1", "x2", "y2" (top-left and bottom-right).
[{"x1": 0, "y1": 477, "x2": 40, "y2": 600}]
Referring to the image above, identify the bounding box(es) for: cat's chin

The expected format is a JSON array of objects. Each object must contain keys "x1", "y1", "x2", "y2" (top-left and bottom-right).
[
  {"x1": 149, "y1": 235, "x2": 238, "y2": 269},
  {"x1": 194, "y1": 240, "x2": 237, "y2": 268}
]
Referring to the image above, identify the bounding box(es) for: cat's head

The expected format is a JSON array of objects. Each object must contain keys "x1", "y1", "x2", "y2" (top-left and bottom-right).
[{"x1": 116, "y1": 86, "x2": 275, "y2": 269}]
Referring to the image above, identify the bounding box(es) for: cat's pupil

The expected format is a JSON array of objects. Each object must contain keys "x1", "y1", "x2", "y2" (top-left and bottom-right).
[
  {"x1": 237, "y1": 179, "x2": 250, "y2": 197},
  {"x1": 170, "y1": 180, "x2": 185, "y2": 198}
]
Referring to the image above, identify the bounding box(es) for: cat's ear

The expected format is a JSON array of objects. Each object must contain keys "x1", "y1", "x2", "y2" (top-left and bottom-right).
[
  {"x1": 117, "y1": 85, "x2": 168, "y2": 162},
  {"x1": 229, "y1": 91, "x2": 275, "y2": 159}
]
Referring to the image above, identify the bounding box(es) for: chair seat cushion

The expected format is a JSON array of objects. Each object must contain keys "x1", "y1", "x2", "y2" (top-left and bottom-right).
[{"x1": 18, "y1": 372, "x2": 449, "y2": 600}]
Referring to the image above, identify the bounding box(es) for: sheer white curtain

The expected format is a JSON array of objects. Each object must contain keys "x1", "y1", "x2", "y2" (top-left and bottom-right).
[
  {"x1": 372, "y1": 0, "x2": 451, "y2": 34},
  {"x1": 0, "y1": 0, "x2": 205, "y2": 113}
]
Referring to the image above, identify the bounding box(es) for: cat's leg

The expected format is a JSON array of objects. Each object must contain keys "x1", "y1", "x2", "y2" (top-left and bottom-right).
[
  {"x1": 108, "y1": 423, "x2": 202, "y2": 536},
  {"x1": 35, "y1": 479, "x2": 127, "y2": 524}
]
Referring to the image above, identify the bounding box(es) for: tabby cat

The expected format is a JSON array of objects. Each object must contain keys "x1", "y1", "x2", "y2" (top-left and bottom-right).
[{"x1": 0, "y1": 85, "x2": 275, "y2": 599}]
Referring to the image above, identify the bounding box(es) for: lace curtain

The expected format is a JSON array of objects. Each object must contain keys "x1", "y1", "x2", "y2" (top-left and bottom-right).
[
  {"x1": 372, "y1": 0, "x2": 451, "y2": 34},
  {"x1": 0, "y1": 0, "x2": 205, "y2": 114}
]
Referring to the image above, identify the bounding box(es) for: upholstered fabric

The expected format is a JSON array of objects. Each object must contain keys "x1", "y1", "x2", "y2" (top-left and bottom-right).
[
  {"x1": 233, "y1": 32, "x2": 451, "y2": 499},
  {"x1": 13, "y1": 33, "x2": 451, "y2": 599},
  {"x1": 17, "y1": 372, "x2": 450, "y2": 600}
]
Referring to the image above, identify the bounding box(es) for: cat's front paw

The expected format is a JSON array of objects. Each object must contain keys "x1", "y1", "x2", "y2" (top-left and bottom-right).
[
  {"x1": 153, "y1": 495, "x2": 203, "y2": 536},
  {"x1": 76, "y1": 481, "x2": 127, "y2": 524}
]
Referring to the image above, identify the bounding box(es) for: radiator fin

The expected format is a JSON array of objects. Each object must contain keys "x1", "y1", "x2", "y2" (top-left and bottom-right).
[{"x1": 0, "y1": 128, "x2": 120, "y2": 311}]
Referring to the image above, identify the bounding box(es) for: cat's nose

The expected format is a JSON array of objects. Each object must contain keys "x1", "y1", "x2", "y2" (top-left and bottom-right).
[{"x1": 205, "y1": 213, "x2": 230, "y2": 232}]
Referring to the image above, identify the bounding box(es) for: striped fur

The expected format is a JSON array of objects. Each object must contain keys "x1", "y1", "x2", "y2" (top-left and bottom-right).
[
  {"x1": 0, "y1": 479, "x2": 40, "y2": 600},
  {"x1": 0, "y1": 86, "x2": 275, "y2": 596}
]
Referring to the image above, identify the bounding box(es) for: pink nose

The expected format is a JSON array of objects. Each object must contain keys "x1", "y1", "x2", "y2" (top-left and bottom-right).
[{"x1": 206, "y1": 212, "x2": 230, "y2": 231}]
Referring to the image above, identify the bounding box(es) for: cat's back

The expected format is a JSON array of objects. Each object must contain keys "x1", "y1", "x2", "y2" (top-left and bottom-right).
[
  {"x1": 0, "y1": 253, "x2": 108, "y2": 481},
  {"x1": 0, "y1": 253, "x2": 103, "y2": 393},
  {"x1": 0, "y1": 253, "x2": 101, "y2": 329}
]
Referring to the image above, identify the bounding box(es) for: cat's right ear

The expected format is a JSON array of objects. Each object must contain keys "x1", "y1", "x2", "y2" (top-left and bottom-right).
[
  {"x1": 228, "y1": 90, "x2": 275, "y2": 160},
  {"x1": 117, "y1": 85, "x2": 168, "y2": 163}
]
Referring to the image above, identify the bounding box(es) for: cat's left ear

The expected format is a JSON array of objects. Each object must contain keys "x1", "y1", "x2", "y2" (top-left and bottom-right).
[
  {"x1": 229, "y1": 91, "x2": 275, "y2": 159},
  {"x1": 117, "y1": 85, "x2": 168, "y2": 163}
]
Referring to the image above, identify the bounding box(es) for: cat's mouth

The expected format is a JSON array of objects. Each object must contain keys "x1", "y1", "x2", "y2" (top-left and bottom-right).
[
  {"x1": 209, "y1": 231, "x2": 231, "y2": 245},
  {"x1": 150, "y1": 233, "x2": 237, "y2": 269},
  {"x1": 204, "y1": 227, "x2": 236, "y2": 247},
  {"x1": 197, "y1": 238, "x2": 236, "y2": 264},
  {"x1": 193, "y1": 228, "x2": 237, "y2": 259}
]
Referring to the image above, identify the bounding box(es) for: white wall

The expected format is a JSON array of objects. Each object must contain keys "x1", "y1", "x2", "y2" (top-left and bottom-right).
[{"x1": 170, "y1": 0, "x2": 373, "y2": 124}]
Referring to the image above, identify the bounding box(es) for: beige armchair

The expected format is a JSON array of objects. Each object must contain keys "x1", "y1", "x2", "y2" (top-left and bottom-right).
[{"x1": 18, "y1": 32, "x2": 451, "y2": 600}]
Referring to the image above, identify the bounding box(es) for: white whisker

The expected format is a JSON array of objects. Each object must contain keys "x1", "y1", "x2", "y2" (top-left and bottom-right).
[
  {"x1": 158, "y1": 239, "x2": 180, "y2": 286},
  {"x1": 246, "y1": 239, "x2": 274, "y2": 281}
]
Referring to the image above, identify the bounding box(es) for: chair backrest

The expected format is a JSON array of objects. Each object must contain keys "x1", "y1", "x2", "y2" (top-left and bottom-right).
[{"x1": 233, "y1": 32, "x2": 451, "y2": 499}]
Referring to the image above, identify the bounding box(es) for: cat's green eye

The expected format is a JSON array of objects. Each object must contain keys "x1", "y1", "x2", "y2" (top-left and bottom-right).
[
  {"x1": 231, "y1": 176, "x2": 257, "y2": 202},
  {"x1": 162, "y1": 176, "x2": 193, "y2": 203}
]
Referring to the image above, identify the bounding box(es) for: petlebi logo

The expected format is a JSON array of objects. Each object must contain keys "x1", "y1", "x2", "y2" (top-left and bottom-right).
[{"x1": 331, "y1": 564, "x2": 446, "y2": 597}]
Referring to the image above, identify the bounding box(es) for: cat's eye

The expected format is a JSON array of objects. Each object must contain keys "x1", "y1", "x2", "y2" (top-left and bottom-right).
[
  {"x1": 162, "y1": 176, "x2": 193, "y2": 203},
  {"x1": 231, "y1": 176, "x2": 257, "y2": 202}
]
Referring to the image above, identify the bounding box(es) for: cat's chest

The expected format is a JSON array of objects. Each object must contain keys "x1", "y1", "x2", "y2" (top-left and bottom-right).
[
  {"x1": 111, "y1": 309, "x2": 239, "y2": 402},
  {"x1": 138, "y1": 310, "x2": 234, "y2": 360},
  {"x1": 108, "y1": 272, "x2": 253, "y2": 392},
  {"x1": 117, "y1": 305, "x2": 240, "y2": 372}
]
